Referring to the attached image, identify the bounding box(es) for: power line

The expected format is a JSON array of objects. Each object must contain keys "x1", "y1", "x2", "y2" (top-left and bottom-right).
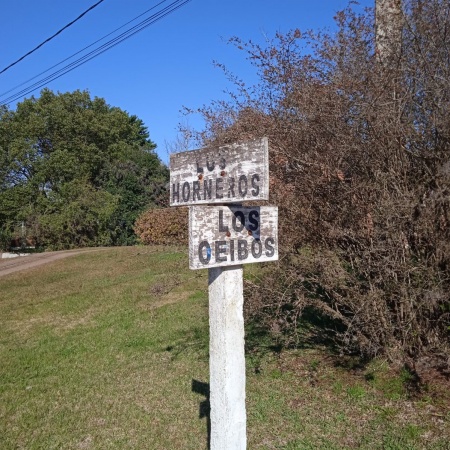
[
  {"x1": 0, "y1": 0, "x2": 191, "y2": 106},
  {"x1": 0, "y1": 0, "x2": 170, "y2": 99},
  {"x1": 0, "y1": 0, "x2": 189, "y2": 105},
  {"x1": 0, "y1": 0, "x2": 106, "y2": 75}
]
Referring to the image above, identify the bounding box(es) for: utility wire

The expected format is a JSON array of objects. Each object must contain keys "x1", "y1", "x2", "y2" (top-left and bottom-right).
[
  {"x1": 0, "y1": 0, "x2": 106, "y2": 75},
  {"x1": 0, "y1": 0, "x2": 188, "y2": 104},
  {"x1": 0, "y1": 0, "x2": 191, "y2": 106},
  {"x1": 0, "y1": 0, "x2": 170, "y2": 98}
]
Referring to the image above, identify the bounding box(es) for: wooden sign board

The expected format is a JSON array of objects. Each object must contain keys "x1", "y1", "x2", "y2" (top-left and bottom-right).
[
  {"x1": 170, "y1": 138, "x2": 269, "y2": 206},
  {"x1": 189, "y1": 205, "x2": 278, "y2": 270}
]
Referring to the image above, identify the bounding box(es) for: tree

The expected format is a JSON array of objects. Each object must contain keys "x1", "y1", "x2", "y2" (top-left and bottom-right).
[
  {"x1": 0, "y1": 89, "x2": 168, "y2": 249},
  {"x1": 187, "y1": 1, "x2": 450, "y2": 366},
  {"x1": 375, "y1": 0, "x2": 403, "y2": 63}
]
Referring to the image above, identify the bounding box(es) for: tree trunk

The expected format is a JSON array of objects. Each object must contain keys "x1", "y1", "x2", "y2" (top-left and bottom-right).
[{"x1": 376, "y1": 0, "x2": 403, "y2": 64}]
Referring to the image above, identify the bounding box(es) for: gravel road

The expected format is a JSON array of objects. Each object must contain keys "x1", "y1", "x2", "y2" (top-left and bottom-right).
[{"x1": 0, "y1": 249, "x2": 105, "y2": 278}]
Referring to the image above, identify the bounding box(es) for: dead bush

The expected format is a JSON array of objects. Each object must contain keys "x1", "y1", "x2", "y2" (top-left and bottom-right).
[
  {"x1": 186, "y1": 1, "x2": 450, "y2": 366},
  {"x1": 134, "y1": 207, "x2": 188, "y2": 246}
]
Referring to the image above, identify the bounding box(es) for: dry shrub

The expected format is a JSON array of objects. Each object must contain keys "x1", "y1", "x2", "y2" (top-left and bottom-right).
[
  {"x1": 134, "y1": 207, "x2": 188, "y2": 246},
  {"x1": 186, "y1": 1, "x2": 450, "y2": 366}
]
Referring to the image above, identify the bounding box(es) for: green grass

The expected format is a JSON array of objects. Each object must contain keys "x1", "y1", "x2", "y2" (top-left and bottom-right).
[{"x1": 1, "y1": 247, "x2": 449, "y2": 449}]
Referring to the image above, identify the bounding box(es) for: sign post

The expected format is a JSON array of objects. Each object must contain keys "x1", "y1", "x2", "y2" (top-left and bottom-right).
[
  {"x1": 170, "y1": 138, "x2": 277, "y2": 449},
  {"x1": 208, "y1": 265, "x2": 246, "y2": 449}
]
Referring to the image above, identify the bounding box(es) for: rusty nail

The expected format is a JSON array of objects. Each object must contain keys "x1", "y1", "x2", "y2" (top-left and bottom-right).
[
  {"x1": 198, "y1": 174, "x2": 203, "y2": 180},
  {"x1": 226, "y1": 231, "x2": 231, "y2": 237},
  {"x1": 248, "y1": 230, "x2": 253, "y2": 236},
  {"x1": 220, "y1": 170, "x2": 226, "y2": 177}
]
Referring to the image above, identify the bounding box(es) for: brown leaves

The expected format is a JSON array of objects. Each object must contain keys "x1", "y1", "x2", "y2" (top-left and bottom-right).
[
  {"x1": 186, "y1": 1, "x2": 450, "y2": 363},
  {"x1": 134, "y1": 207, "x2": 188, "y2": 246}
]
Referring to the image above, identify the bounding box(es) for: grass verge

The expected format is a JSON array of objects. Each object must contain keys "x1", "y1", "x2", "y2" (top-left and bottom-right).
[{"x1": 0, "y1": 247, "x2": 448, "y2": 449}]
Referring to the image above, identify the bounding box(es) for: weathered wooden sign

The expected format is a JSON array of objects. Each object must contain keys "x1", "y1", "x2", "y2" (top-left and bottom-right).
[
  {"x1": 189, "y1": 205, "x2": 278, "y2": 270},
  {"x1": 169, "y1": 137, "x2": 275, "y2": 449},
  {"x1": 170, "y1": 137, "x2": 269, "y2": 206}
]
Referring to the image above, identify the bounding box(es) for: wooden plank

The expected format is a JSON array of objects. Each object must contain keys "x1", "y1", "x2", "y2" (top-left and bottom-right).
[
  {"x1": 189, "y1": 205, "x2": 278, "y2": 270},
  {"x1": 170, "y1": 137, "x2": 269, "y2": 206}
]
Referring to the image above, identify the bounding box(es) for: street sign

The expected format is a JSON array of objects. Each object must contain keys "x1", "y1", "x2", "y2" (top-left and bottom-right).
[
  {"x1": 169, "y1": 136, "x2": 276, "y2": 449},
  {"x1": 170, "y1": 137, "x2": 269, "y2": 206},
  {"x1": 189, "y1": 205, "x2": 278, "y2": 270}
]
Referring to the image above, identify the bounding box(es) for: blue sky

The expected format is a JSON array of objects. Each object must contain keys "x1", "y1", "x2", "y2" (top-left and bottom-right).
[{"x1": 1, "y1": 0, "x2": 373, "y2": 163}]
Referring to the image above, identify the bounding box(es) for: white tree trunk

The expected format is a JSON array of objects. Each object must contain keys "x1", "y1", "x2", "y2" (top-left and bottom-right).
[{"x1": 376, "y1": 0, "x2": 403, "y2": 64}]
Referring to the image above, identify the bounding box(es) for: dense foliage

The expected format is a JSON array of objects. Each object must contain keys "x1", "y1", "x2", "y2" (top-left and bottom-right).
[
  {"x1": 185, "y1": 0, "x2": 450, "y2": 365},
  {"x1": 0, "y1": 89, "x2": 168, "y2": 249}
]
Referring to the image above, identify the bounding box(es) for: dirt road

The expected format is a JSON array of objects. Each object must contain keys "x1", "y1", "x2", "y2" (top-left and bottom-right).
[{"x1": 0, "y1": 249, "x2": 106, "y2": 278}]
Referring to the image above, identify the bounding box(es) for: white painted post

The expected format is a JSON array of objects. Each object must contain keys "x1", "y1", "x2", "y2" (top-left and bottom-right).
[
  {"x1": 208, "y1": 265, "x2": 247, "y2": 450},
  {"x1": 169, "y1": 138, "x2": 276, "y2": 448}
]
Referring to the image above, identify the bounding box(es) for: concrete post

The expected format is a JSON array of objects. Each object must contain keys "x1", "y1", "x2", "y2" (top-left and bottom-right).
[{"x1": 208, "y1": 265, "x2": 246, "y2": 450}]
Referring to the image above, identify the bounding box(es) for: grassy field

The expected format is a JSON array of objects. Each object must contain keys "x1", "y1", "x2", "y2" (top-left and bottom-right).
[{"x1": 0, "y1": 247, "x2": 449, "y2": 449}]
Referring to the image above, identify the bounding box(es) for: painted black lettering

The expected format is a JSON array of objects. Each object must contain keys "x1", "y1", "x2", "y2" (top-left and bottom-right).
[
  {"x1": 238, "y1": 175, "x2": 248, "y2": 197},
  {"x1": 230, "y1": 240, "x2": 235, "y2": 262},
  {"x1": 218, "y1": 209, "x2": 229, "y2": 232},
  {"x1": 206, "y1": 157, "x2": 215, "y2": 171},
  {"x1": 172, "y1": 183, "x2": 180, "y2": 203},
  {"x1": 227, "y1": 177, "x2": 235, "y2": 198},
  {"x1": 233, "y1": 211, "x2": 245, "y2": 232},
  {"x1": 251, "y1": 239, "x2": 263, "y2": 258},
  {"x1": 196, "y1": 161, "x2": 204, "y2": 173},
  {"x1": 248, "y1": 210, "x2": 259, "y2": 231},
  {"x1": 238, "y1": 240, "x2": 248, "y2": 260},
  {"x1": 198, "y1": 241, "x2": 211, "y2": 265},
  {"x1": 204, "y1": 179, "x2": 212, "y2": 200},
  {"x1": 193, "y1": 181, "x2": 201, "y2": 201},
  {"x1": 265, "y1": 237, "x2": 275, "y2": 257},
  {"x1": 216, "y1": 178, "x2": 224, "y2": 199},
  {"x1": 251, "y1": 174, "x2": 260, "y2": 196},
  {"x1": 215, "y1": 241, "x2": 227, "y2": 263},
  {"x1": 182, "y1": 181, "x2": 190, "y2": 202},
  {"x1": 219, "y1": 157, "x2": 226, "y2": 170}
]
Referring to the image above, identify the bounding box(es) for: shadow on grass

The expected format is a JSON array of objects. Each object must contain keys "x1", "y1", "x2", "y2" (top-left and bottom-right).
[
  {"x1": 192, "y1": 379, "x2": 210, "y2": 450},
  {"x1": 243, "y1": 305, "x2": 347, "y2": 374}
]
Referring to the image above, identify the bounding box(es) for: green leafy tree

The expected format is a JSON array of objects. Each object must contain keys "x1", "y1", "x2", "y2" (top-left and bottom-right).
[{"x1": 0, "y1": 89, "x2": 168, "y2": 249}]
